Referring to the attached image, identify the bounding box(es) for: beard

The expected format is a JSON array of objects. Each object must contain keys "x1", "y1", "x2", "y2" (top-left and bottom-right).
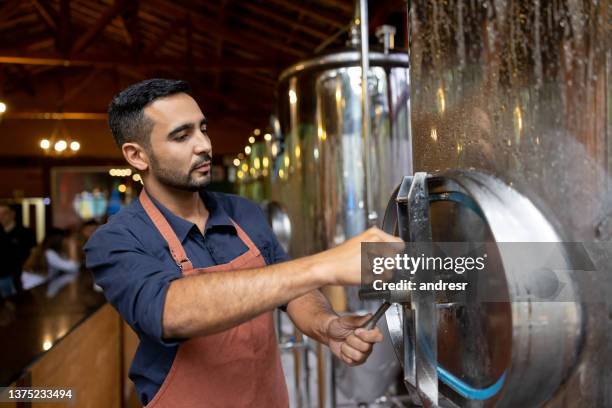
[{"x1": 149, "y1": 151, "x2": 212, "y2": 192}]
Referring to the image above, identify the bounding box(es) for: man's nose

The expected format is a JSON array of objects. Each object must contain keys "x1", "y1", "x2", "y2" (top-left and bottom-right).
[{"x1": 193, "y1": 130, "x2": 212, "y2": 155}]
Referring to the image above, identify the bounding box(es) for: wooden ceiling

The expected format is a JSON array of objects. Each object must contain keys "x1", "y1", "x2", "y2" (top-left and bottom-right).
[{"x1": 0, "y1": 0, "x2": 405, "y2": 158}]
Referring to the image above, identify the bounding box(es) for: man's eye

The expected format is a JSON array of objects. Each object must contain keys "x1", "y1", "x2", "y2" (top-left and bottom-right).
[
  {"x1": 201, "y1": 127, "x2": 207, "y2": 134},
  {"x1": 175, "y1": 134, "x2": 188, "y2": 141}
]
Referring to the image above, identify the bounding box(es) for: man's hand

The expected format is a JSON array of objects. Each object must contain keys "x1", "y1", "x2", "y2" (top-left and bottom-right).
[
  {"x1": 311, "y1": 227, "x2": 403, "y2": 286},
  {"x1": 325, "y1": 314, "x2": 383, "y2": 366}
]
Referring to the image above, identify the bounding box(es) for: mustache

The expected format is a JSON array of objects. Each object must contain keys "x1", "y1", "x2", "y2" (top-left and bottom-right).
[{"x1": 190, "y1": 153, "x2": 212, "y2": 171}]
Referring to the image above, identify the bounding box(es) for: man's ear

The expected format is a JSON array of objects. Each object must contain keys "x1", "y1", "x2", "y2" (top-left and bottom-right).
[{"x1": 122, "y1": 143, "x2": 149, "y2": 171}]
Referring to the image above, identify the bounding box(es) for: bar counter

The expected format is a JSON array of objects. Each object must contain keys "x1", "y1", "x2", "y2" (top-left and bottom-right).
[{"x1": 0, "y1": 272, "x2": 141, "y2": 408}]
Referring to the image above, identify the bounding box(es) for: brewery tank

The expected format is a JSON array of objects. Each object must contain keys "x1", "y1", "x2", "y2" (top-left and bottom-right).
[
  {"x1": 376, "y1": 0, "x2": 611, "y2": 406},
  {"x1": 272, "y1": 46, "x2": 412, "y2": 260},
  {"x1": 270, "y1": 35, "x2": 413, "y2": 404}
]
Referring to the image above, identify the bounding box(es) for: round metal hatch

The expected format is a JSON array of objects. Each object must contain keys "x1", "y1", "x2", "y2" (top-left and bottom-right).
[{"x1": 382, "y1": 171, "x2": 583, "y2": 407}]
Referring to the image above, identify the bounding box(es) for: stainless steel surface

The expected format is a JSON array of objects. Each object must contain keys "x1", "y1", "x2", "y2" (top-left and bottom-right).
[
  {"x1": 273, "y1": 50, "x2": 412, "y2": 259},
  {"x1": 403, "y1": 173, "x2": 438, "y2": 407},
  {"x1": 403, "y1": 0, "x2": 610, "y2": 406},
  {"x1": 358, "y1": 0, "x2": 375, "y2": 226},
  {"x1": 272, "y1": 32, "x2": 413, "y2": 405},
  {"x1": 261, "y1": 201, "x2": 292, "y2": 253},
  {"x1": 375, "y1": 25, "x2": 396, "y2": 55},
  {"x1": 279, "y1": 51, "x2": 410, "y2": 83},
  {"x1": 409, "y1": 0, "x2": 610, "y2": 243},
  {"x1": 383, "y1": 171, "x2": 585, "y2": 407}
]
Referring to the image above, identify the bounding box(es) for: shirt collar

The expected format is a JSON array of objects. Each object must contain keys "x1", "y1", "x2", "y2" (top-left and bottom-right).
[{"x1": 142, "y1": 189, "x2": 236, "y2": 243}]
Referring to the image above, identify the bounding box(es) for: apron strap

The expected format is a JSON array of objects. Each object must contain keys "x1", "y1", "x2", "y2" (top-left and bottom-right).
[
  {"x1": 139, "y1": 189, "x2": 194, "y2": 272},
  {"x1": 140, "y1": 189, "x2": 263, "y2": 272},
  {"x1": 230, "y1": 221, "x2": 260, "y2": 255}
]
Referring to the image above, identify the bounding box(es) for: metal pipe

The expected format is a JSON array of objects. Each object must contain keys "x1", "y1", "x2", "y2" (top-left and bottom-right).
[{"x1": 359, "y1": 0, "x2": 376, "y2": 226}]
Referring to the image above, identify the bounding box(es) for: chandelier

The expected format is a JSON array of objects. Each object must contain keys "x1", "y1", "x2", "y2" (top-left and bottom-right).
[{"x1": 39, "y1": 120, "x2": 80, "y2": 155}]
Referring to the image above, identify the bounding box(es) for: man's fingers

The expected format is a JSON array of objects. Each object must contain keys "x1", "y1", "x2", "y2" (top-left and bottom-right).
[
  {"x1": 354, "y1": 327, "x2": 384, "y2": 343},
  {"x1": 346, "y1": 333, "x2": 372, "y2": 353},
  {"x1": 340, "y1": 353, "x2": 355, "y2": 366},
  {"x1": 341, "y1": 342, "x2": 369, "y2": 362}
]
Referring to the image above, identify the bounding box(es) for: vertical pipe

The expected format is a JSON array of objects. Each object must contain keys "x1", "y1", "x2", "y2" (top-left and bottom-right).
[
  {"x1": 406, "y1": 0, "x2": 412, "y2": 60},
  {"x1": 359, "y1": 0, "x2": 376, "y2": 226},
  {"x1": 405, "y1": 0, "x2": 414, "y2": 177}
]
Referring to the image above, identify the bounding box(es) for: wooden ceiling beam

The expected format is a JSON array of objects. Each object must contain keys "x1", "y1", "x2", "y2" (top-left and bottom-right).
[
  {"x1": 140, "y1": 16, "x2": 183, "y2": 57},
  {"x1": 145, "y1": 1, "x2": 305, "y2": 58},
  {"x1": 0, "y1": 0, "x2": 22, "y2": 25},
  {"x1": 31, "y1": 0, "x2": 57, "y2": 32},
  {"x1": 0, "y1": 52, "x2": 279, "y2": 72},
  {"x1": 120, "y1": 0, "x2": 142, "y2": 55},
  {"x1": 240, "y1": 3, "x2": 328, "y2": 41},
  {"x1": 185, "y1": 14, "x2": 193, "y2": 64},
  {"x1": 4, "y1": 112, "x2": 108, "y2": 120},
  {"x1": 58, "y1": 68, "x2": 103, "y2": 106},
  {"x1": 266, "y1": 0, "x2": 346, "y2": 28},
  {"x1": 318, "y1": 0, "x2": 353, "y2": 14},
  {"x1": 72, "y1": 0, "x2": 129, "y2": 54},
  {"x1": 57, "y1": 0, "x2": 71, "y2": 56},
  {"x1": 232, "y1": 11, "x2": 315, "y2": 51},
  {"x1": 150, "y1": 67, "x2": 273, "y2": 114},
  {"x1": 214, "y1": 0, "x2": 227, "y2": 91}
]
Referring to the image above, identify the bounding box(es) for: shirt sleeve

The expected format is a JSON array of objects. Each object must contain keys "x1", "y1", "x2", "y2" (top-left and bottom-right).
[{"x1": 84, "y1": 224, "x2": 182, "y2": 346}]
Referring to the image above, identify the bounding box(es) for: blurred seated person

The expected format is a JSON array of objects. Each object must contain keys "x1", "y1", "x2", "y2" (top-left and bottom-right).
[
  {"x1": 25, "y1": 228, "x2": 80, "y2": 284},
  {"x1": 0, "y1": 204, "x2": 36, "y2": 292}
]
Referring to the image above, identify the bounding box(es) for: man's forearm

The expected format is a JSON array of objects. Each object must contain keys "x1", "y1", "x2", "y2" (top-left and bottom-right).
[
  {"x1": 286, "y1": 290, "x2": 338, "y2": 345},
  {"x1": 163, "y1": 255, "x2": 330, "y2": 339}
]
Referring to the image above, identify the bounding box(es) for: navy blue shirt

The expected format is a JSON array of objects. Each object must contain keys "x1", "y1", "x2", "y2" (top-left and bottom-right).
[{"x1": 84, "y1": 190, "x2": 289, "y2": 405}]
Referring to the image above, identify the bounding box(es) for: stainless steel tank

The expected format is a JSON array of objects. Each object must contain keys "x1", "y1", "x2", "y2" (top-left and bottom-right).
[
  {"x1": 273, "y1": 49, "x2": 413, "y2": 260},
  {"x1": 380, "y1": 172, "x2": 596, "y2": 407},
  {"x1": 374, "y1": 0, "x2": 611, "y2": 406},
  {"x1": 271, "y1": 44, "x2": 413, "y2": 405}
]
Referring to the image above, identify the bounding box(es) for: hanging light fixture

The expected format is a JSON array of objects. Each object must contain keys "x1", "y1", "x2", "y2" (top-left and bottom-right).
[{"x1": 40, "y1": 120, "x2": 81, "y2": 155}]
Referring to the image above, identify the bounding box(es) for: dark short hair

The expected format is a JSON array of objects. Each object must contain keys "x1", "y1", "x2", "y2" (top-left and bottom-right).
[{"x1": 108, "y1": 78, "x2": 192, "y2": 148}]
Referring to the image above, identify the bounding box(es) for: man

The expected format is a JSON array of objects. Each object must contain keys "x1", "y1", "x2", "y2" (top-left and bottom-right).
[
  {"x1": 85, "y1": 79, "x2": 402, "y2": 407},
  {"x1": 0, "y1": 204, "x2": 36, "y2": 294}
]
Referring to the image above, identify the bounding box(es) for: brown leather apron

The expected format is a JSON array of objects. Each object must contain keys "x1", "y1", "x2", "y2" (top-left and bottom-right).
[{"x1": 139, "y1": 190, "x2": 289, "y2": 408}]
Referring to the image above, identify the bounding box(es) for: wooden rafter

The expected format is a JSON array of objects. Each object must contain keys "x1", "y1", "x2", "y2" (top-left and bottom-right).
[
  {"x1": 240, "y1": 2, "x2": 329, "y2": 41},
  {"x1": 0, "y1": 0, "x2": 332, "y2": 146},
  {"x1": 0, "y1": 0, "x2": 22, "y2": 25},
  {"x1": 0, "y1": 52, "x2": 279, "y2": 72},
  {"x1": 4, "y1": 112, "x2": 107, "y2": 120},
  {"x1": 120, "y1": 0, "x2": 141, "y2": 54},
  {"x1": 319, "y1": 0, "x2": 353, "y2": 14},
  {"x1": 57, "y1": 0, "x2": 71, "y2": 56},
  {"x1": 140, "y1": 16, "x2": 184, "y2": 57},
  {"x1": 231, "y1": 11, "x2": 316, "y2": 51},
  {"x1": 31, "y1": 0, "x2": 57, "y2": 32},
  {"x1": 58, "y1": 68, "x2": 103, "y2": 106},
  {"x1": 72, "y1": 0, "x2": 128, "y2": 54},
  {"x1": 214, "y1": 0, "x2": 227, "y2": 91},
  {"x1": 266, "y1": 0, "x2": 346, "y2": 28},
  {"x1": 145, "y1": 0, "x2": 305, "y2": 57}
]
